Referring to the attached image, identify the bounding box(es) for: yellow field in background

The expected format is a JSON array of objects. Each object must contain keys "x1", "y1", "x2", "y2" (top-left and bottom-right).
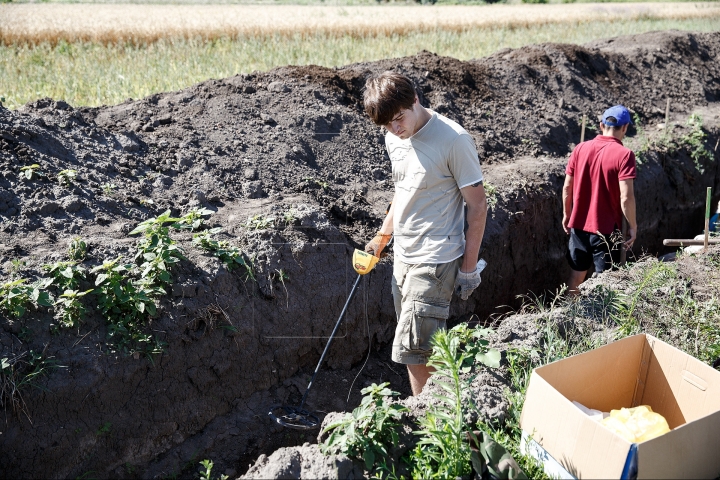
[{"x1": 2, "y1": 2, "x2": 720, "y2": 44}]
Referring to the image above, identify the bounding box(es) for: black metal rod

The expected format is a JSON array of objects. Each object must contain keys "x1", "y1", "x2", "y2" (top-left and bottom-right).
[{"x1": 298, "y1": 273, "x2": 363, "y2": 410}]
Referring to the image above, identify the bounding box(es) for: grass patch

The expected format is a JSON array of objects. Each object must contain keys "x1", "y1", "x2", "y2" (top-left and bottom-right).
[{"x1": 2, "y1": 16, "x2": 720, "y2": 108}]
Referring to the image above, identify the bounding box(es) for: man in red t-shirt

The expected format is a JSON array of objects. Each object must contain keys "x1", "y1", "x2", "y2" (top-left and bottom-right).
[{"x1": 562, "y1": 105, "x2": 637, "y2": 295}]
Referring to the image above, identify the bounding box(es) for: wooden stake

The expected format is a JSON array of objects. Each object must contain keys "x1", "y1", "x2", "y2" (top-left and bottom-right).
[
  {"x1": 705, "y1": 187, "x2": 712, "y2": 251},
  {"x1": 664, "y1": 239, "x2": 720, "y2": 246},
  {"x1": 580, "y1": 114, "x2": 587, "y2": 143},
  {"x1": 665, "y1": 97, "x2": 670, "y2": 127}
]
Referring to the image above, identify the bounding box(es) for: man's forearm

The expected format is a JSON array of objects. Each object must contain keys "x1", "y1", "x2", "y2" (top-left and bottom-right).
[
  {"x1": 462, "y1": 200, "x2": 487, "y2": 272},
  {"x1": 379, "y1": 195, "x2": 396, "y2": 235},
  {"x1": 621, "y1": 195, "x2": 637, "y2": 229}
]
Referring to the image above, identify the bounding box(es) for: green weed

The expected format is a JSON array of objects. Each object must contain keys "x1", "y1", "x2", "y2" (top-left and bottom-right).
[
  {"x1": 57, "y1": 168, "x2": 77, "y2": 186},
  {"x1": 130, "y1": 210, "x2": 187, "y2": 290},
  {"x1": 0, "y1": 349, "x2": 56, "y2": 419},
  {"x1": 192, "y1": 229, "x2": 254, "y2": 280},
  {"x1": 411, "y1": 327, "x2": 475, "y2": 479},
  {"x1": 68, "y1": 237, "x2": 88, "y2": 261},
  {"x1": 681, "y1": 113, "x2": 713, "y2": 174},
  {"x1": 484, "y1": 182, "x2": 498, "y2": 211},
  {"x1": 198, "y1": 459, "x2": 228, "y2": 480},
  {"x1": 244, "y1": 214, "x2": 276, "y2": 230},
  {"x1": 0, "y1": 278, "x2": 53, "y2": 318},
  {"x1": 54, "y1": 289, "x2": 93, "y2": 328},
  {"x1": 321, "y1": 382, "x2": 408, "y2": 472},
  {"x1": 19, "y1": 164, "x2": 41, "y2": 181},
  {"x1": 174, "y1": 207, "x2": 213, "y2": 232},
  {"x1": 101, "y1": 182, "x2": 116, "y2": 195}
]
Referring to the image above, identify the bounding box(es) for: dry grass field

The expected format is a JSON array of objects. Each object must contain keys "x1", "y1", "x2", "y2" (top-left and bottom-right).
[
  {"x1": 1, "y1": 3, "x2": 720, "y2": 108},
  {"x1": 2, "y1": 2, "x2": 720, "y2": 44}
]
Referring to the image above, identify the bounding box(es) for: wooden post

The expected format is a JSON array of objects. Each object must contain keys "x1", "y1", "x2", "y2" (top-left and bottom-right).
[
  {"x1": 665, "y1": 98, "x2": 670, "y2": 127},
  {"x1": 705, "y1": 187, "x2": 712, "y2": 251},
  {"x1": 580, "y1": 114, "x2": 587, "y2": 143}
]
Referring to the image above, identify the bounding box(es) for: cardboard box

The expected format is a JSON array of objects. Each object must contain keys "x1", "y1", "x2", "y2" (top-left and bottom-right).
[{"x1": 520, "y1": 333, "x2": 720, "y2": 479}]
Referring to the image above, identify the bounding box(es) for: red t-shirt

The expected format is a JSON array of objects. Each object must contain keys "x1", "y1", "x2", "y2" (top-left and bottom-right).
[{"x1": 566, "y1": 135, "x2": 636, "y2": 235}]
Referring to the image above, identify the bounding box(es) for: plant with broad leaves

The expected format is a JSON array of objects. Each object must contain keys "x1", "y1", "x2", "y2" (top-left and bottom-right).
[
  {"x1": 54, "y1": 289, "x2": 93, "y2": 328},
  {"x1": 193, "y1": 228, "x2": 255, "y2": 280},
  {"x1": 68, "y1": 237, "x2": 87, "y2": 261},
  {"x1": 0, "y1": 278, "x2": 53, "y2": 318},
  {"x1": 130, "y1": 210, "x2": 186, "y2": 289},
  {"x1": 19, "y1": 164, "x2": 41, "y2": 180},
  {"x1": 449, "y1": 323, "x2": 501, "y2": 372},
  {"x1": 91, "y1": 258, "x2": 163, "y2": 353},
  {"x1": 42, "y1": 261, "x2": 86, "y2": 290},
  {"x1": 321, "y1": 382, "x2": 408, "y2": 472},
  {"x1": 174, "y1": 207, "x2": 213, "y2": 231},
  {"x1": 57, "y1": 169, "x2": 77, "y2": 185}
]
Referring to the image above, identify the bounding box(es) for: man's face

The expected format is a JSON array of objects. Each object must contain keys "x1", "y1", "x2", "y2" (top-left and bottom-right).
[{"x1": 384, "y1": 99, "x2": 420, "y2": 140}]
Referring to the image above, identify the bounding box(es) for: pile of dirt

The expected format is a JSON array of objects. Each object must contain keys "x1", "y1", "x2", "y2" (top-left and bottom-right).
[{"x1": 0, "y1": 30, "x2": 719, "y2": 478}]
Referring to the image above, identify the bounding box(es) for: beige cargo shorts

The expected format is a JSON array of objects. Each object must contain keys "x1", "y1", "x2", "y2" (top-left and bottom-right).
[{"x1": 391, "y1": 257, "x2": 461, "y2": 365}]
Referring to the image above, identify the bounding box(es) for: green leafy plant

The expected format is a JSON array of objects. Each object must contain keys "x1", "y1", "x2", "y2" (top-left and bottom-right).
[
  {"x1": 97, "y1": 422, "x2": 112, "y2": 436},
  {"x1": 57, "y1": 168, "x2": 77, "y2": 185},
  {"x1": 321, "y1": 382, "x2": 408, "y2": 472},
  {"x1": 450, "y1": 323, "x2": 502, "y2": 372},
  {"x1": 54, "y1": 289, "x2": 93, "y2": 328},
  {"x1": 411, "y1": 327, "x2": 473, "y2": 479},
  {"x1": 484, "y1": 182, "x2": 498, "y2": 211},
  {"x1": 10, "y1": 258, "x2": 25, "y2": 278},
  {"x1": 68, "y1": 237, "x2": 88, "y2": 261},
  {"x1": 174, "y1": 207, "x2": 213, "y2": 231},
  {"x1": 101, "y1": 182, "x2": 117, "y2": 195},
  {"x1": 680, "y1": 113, "x2": 712, "y2": 174},
  {"x1": 19, "y1": 164, "x2": 41, "y2": 180},
  {"x1": 198, "y1": 459, "x2": 228, "y2": 480},
  {"x1": 42, "y1": 261, "x2": 86, "y2": 290},
  {"x1": 91, "y1": 258, "x2": 164, "y2": 353},
  {"x1": 130, "y1": 210, "x2": 186, "y2": 289},
  {"x1": 0, "y1": 278, "x2": 53, "y2": 318},
  {"x1": 244, "y1": 214, "x2": 276, "y2": 230},
  {"x1": 192, "y1": 229, "x2": 254, "y2": 280}
]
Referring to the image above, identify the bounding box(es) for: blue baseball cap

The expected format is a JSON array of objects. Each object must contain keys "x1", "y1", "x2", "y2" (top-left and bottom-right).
[{"x1": 602, "y1": 105, "x2": 633, "y2": 127}]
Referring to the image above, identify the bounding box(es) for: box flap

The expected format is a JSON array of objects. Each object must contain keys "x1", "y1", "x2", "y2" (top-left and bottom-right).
[
  {"x1": 535, "y1": 334, "x2": 646, "y2": 413},
  {"x1": 640, "y1": 335, "x2": 720, "y2": 428}
]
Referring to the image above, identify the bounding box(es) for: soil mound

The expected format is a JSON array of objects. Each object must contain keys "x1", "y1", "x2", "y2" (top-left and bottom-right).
[{"x1": 0, "y1": 29, "x2": 719, "y2": 478}]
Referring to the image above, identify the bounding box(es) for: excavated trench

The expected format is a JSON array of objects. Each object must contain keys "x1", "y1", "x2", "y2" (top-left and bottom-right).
[{"x1": 0, "y1": 30, "x2": 719, "y2": 478}]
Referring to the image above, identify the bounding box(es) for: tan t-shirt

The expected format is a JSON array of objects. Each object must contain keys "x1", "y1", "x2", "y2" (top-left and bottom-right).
[{"x1": 386, "y1": 111, "x2": 484, "y2": 264}]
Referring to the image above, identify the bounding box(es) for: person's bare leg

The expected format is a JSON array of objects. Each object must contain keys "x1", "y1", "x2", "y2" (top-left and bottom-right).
[
  {"x1": 407, "y1": 364, "x2": 435, "y2": 396},
  {"x1": 568, "y1": 269, "x2": 588, "y2": 296}
]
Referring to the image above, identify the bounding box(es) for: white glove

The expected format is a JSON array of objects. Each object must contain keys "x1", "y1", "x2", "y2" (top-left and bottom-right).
[{"x1": 455, "y1": 259, "x2": 487, "y2": 300}]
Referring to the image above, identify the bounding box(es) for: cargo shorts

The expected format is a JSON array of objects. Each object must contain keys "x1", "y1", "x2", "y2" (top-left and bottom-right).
[{"x1": 391, "y1": 257, "x2": 462, "y2": 365}]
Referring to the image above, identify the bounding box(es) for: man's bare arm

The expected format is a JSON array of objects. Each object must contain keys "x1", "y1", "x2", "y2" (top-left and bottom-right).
[
  {"x1": 379, "y1": 194, "x2": 395, "y2": 235},
  {"x1": 619, "y1": 179, "x2": 637, "y2": 248},
  {"x1": 460, "y1": 182, "x2": 488, "y2": 273},
  {"x1": 562, "y1": 175, "x2": 574, "y2": 234}
]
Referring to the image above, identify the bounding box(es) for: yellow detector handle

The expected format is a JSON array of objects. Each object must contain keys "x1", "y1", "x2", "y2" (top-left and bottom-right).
[{"x1": 352, "y1": 249, "x2": 379, "y2": 275}]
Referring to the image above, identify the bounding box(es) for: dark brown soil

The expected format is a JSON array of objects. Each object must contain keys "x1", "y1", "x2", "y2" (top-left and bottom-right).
[{"x1": 0, "y1": 29, "x2": 719, "y2": 479}]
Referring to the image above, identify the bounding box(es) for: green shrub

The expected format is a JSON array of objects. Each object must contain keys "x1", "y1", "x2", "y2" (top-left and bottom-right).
[{"x1": 321, "y1": 382, "x2": 408, "y2": 472}]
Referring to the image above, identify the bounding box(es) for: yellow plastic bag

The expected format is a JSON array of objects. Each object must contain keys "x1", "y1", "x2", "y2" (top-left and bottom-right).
[{"x1": 601, "y1": 405, "x2": 670, "y2": 443}]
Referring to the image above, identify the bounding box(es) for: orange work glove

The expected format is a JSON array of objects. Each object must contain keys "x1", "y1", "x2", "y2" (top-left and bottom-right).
[{"x1": 365, "y1": 233, "x2": 392, "y2": 258}]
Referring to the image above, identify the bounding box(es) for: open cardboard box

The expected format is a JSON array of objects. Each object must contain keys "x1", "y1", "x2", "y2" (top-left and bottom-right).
[{"x1": 520, "y1": 333, "x2": 720, "y2": 479}]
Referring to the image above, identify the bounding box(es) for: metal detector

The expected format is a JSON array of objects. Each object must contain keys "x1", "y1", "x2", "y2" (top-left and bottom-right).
[{"x1": 268, "y1": 249, "x2": 382, "y2": 430}]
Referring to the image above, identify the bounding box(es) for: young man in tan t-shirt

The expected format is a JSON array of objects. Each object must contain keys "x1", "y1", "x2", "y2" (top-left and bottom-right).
[{"x1": 363, "y1": 71, "x2": 488, "y2": 395}]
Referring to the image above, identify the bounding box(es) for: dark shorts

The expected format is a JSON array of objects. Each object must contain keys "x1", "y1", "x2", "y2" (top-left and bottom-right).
[{"x1": 566, "y1": 228, "x2": 621, "y2": 273}]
